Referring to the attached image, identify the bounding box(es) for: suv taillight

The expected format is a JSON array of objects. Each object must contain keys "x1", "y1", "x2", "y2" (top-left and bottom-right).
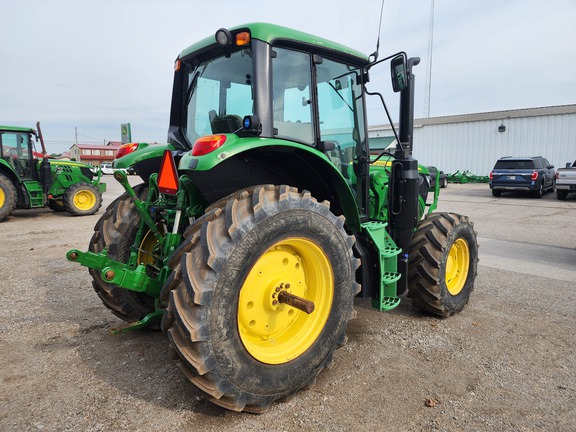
[
  {"x1": 531, "y1": 171, "x2": 538, "y2": 181},
  {"x1": 489, "y1": 171, "x2": 493, "y2": 180},
  {"x1": 556, "y1": 171, "x2": 559, "y2": 180}
]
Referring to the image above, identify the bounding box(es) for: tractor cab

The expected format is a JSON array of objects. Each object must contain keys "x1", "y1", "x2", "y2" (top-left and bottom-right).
[
  {"x1": 168, "y1": 23, "x2": 373, "y2": 219},
  {"x1": 0, "y1": 126, "x2": 38, "y2": 180}
]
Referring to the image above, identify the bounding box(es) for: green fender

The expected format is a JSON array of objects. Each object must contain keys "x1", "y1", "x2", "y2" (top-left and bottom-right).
[
  {"x1": 178, "y1": 134, "x2": 362, "y2": 231},
  {"x1": 113, "y1": 142, "x2": 176, "y2": 168}
]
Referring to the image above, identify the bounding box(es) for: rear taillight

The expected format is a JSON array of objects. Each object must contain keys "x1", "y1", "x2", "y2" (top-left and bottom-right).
[
  {"x1": 531, "y1": 171, "x2": 538, "y2": 181},
  {"x1": 556, "y1": 172, "x2": 559, "y2": 180},
  {"x1": 489, "y1": 171, "x2": 493, "y2": 180},
  {"x1": 116, "y1": 142, "x2": 139, "y2": 159},
  {"x1": 191, "y1": 135, "x2": 226, "y2": 156}
]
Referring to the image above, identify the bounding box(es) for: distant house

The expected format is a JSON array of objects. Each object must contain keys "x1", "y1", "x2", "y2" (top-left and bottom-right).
[{"x1": 69, "y1": 141, "x2": 123, "y2": 166}]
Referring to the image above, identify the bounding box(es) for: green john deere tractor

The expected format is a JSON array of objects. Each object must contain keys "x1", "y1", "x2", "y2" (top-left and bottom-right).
[
  {"x1": 0, "y1": 123, "x2": 105, "y2": 221},
  {"x1": 67, "y1": 23, "x2": 478, "y2": 413}
]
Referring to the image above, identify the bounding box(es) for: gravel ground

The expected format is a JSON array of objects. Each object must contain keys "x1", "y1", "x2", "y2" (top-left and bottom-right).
[{"x1": 1, "y1": 180, "x2": 575, "y2": 431}]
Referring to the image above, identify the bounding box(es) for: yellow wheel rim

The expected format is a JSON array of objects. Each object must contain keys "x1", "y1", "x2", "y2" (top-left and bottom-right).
[
  {"x1": 445, "y1": 238, "x2": 470, "y2": 295},
  {"x1": 137, "y1": 224, "x2": 163, "y2": 265},
  {"x1": 238, "y1": 238, "x2": 334, "y2": 364},
  {"x1": 0, "y1": 188, "x2": 5, "y2": 208},
  {"x1": 73, "y1": 190, "x2": 97, "y2": 211}
]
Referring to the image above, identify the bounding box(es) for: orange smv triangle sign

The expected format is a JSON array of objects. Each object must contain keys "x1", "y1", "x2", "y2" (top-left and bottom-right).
[{"x1": 158, "y1": 150, "x2": 179, "y2": 195}]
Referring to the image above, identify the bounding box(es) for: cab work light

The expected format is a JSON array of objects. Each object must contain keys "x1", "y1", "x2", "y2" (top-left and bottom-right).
[
  {"x1": 191, "y1": 135, "x2": 226, "y2": 156},
  {"x1": 215, "y1": 28, "x2": 250, "y2": 46},
  {"x1": 158, "y1": 150, "x2": 179, "y2": 195}
]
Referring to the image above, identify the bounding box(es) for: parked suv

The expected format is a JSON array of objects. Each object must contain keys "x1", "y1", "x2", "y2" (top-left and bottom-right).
[{"x1": 489, "y1": 156, "x2": 555, "y2": 198}]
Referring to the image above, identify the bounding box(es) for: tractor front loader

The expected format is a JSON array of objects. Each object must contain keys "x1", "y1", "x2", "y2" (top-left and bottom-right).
[{"x1": 67, "y1": 23, "x2": 478, "y2": 412}]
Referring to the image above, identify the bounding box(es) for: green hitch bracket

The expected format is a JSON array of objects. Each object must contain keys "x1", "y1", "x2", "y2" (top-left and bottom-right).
[
  {"x1": 67, "y1": 249, "x2": 163, "y2": 297},
  {"x1": 109, "y1": 310, "x2": 164, "y2": 335},
  {"x1": 113, "y1": 170, "x2": 164, "y2": 244}
]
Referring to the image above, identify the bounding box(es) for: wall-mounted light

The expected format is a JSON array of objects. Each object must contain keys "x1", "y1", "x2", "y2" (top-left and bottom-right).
[{"x1": 498, "y1": 123, "x2": 506, "y2": 133}]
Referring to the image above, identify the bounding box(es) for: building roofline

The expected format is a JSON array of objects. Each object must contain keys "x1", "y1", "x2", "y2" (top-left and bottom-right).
[{"x1": 369, "y1": 104, "x2": 576, "y2": 130}]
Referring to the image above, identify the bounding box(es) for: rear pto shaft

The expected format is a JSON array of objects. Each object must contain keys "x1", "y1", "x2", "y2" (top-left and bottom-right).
[{"x1": 278, "y1": 290, "x2": 315, "y2": 314}]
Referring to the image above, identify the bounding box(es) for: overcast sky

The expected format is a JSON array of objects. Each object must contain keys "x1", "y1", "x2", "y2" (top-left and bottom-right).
[{"x1": 1, "y1": 0, "x2": 575, "y2": 153}]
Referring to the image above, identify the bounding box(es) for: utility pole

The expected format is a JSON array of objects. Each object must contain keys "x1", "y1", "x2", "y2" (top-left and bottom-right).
[
  {"x1": 75, "y1": 127, "x2": 78, "y2": 145},
  {"x1": 423, "y1": 0, "x2": 435, "y2": 118}
]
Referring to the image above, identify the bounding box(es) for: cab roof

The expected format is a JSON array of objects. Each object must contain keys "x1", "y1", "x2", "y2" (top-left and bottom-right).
[
  {"x1": 179, "y1": 22, "x2": 370, "y2": 65},
  {"x1": 0, "y1": 125, "x2": 35, "y2": 133}
]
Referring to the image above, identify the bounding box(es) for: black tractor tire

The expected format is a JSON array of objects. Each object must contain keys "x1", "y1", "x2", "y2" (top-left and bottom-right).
[
  {"x1": 88, "y1": 183, "x2": 157, "y2": 325},
  {"x1": 407, "y1": 212, "x2": 478, "y2": 317},
  {"x1": 162, "y1": 185, "x2": 359, "y2": 413},
  {"x1": 63, "y1": 182, "x2": 103, "y2": 216},
  {"x1": 0, "y1": 173, "x2": 17, "y2": 221},
  {"x1": 48, "y1": 198, "x2": 66, "y2": 212},
  {"x1": 491, "y1": 189, "x2": 502, "y2": 197},
  {"x1": 557, "y1": 190, "x2": 568, "y2": 200}
]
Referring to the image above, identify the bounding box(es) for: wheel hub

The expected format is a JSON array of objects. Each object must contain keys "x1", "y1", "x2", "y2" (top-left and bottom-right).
[
  {"x1": 445, "y1": 238, "x2": 470, "y2": 295},
  {"x1": 237, "y1": 238, "x2": 333, "y2": 364},
  {"x1": 74, "y1": 190, "x2": 96, "y2": 210}
]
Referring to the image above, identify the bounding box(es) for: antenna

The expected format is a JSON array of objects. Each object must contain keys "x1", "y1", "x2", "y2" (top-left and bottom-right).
[
  {"x1": 423, "y1": 0, "x2": 435, "y2": 117},
  {"x1": 370, "y1": 0, "x2": 386, "y2": 62}
]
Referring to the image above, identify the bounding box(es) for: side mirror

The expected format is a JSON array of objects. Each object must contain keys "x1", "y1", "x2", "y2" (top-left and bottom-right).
[{"x1": 390, "y1": 54, "x2": 407, "y2": 93}]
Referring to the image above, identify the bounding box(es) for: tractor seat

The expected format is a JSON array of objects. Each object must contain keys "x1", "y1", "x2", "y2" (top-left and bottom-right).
[{"x1": 209, "y1": 110, "x2": 242, "y2": 134}]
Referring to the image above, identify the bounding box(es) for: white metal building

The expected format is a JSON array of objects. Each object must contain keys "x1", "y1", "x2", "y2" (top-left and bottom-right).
[{"x1": 368, "y1": 104, "x2": 576, "y2": 175}]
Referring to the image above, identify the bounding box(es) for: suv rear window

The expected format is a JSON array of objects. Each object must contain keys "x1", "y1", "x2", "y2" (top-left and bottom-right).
[{"x1": 494, "y1": 159, "x2": 534, "y2": 170}]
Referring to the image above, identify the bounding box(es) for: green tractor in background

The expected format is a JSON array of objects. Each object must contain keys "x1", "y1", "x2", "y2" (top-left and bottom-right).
[
  {"x1": 0, "y1": 123, "x2": 105, "y2": 221},
  {"x1": 68, "y1": 23, "x2": 478, "y2": 413}
]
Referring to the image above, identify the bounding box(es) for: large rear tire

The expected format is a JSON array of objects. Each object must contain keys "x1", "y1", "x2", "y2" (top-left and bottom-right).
[
  {"x1": 63, "y1": 182, "x2": 103, "y2": 216},
  {"x1": 0, "y1": 174, "x2": 17, "y2": 221},
  {"x1": 407, "y1": 212, "x2": 478, "y2": 317},
  {"x1": 162, "y1": 185, "x2": 359, "y2": 412},
  {"x1": 88, "y1": 184, "x2": 157, "y2": 325}
]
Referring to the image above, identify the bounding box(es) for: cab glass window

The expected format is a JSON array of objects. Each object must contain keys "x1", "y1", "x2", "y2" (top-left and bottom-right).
[
  {"x1": 316, "y1": 58, "x2": 366, "y2": 185},
  {"x1": 272, "y1": 48, "x2": 314, "y2": 144},
  {"x1": 183, "y1": 48, "x2": 254, "y2": 143}
]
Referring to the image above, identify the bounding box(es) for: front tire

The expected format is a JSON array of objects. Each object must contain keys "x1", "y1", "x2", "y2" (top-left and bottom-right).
[
  {"x1": 162, "y1": 185, "x2": 359, "y2": 412},
  {"x1": 0, "y1": 174, "x2": 17, "y2": 221},
  {"x1": 407, "y1": 212, "x2": 478, "y2": 317},
  {"x1": 88, "y1": 184, "x2": 156, "y2": 324},
  {"x1": 557, "y1": 190, "x2": 568, "y2": 200},
  {"x1": 63, "y1": 182, "x2": 102, "y2": 215},
  {"x1": 48, "y1": 198, "x2": 66, "y2": 212}
]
